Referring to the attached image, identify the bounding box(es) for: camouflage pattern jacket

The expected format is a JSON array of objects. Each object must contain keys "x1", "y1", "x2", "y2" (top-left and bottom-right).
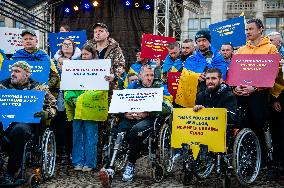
[
  {"x1": 0, "y1": 78, "x2": 57, "y2": 120},
  {"x1": 86, "y1": 37, "x2": 125, "y2": 76}
]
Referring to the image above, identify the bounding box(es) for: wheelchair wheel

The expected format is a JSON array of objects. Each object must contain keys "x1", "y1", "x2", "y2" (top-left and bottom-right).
[
  {"x1": 41, "y1": 129, "x2": 56, "y2": 180},
  {"x1": 233, "y1": 128, "x2": 261, "y2": 185},
  {"x1": 113, "y1": 147, "x2": 128, "y2": 173},
  {"x1": 158, "y1": 123, "x2": 173, "y2": 168}
]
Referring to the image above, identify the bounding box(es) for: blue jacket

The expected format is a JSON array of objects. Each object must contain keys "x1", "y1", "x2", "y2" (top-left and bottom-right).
[
  {"x1": 12, "y1": 49, "x2": 50, "y2": 61},
  {"x1": 184, "y1": 46, "x2": 228, "y2": 80},
  {"x1": 279, "y1": 46, "x2": 284, "y2": 59},
  {"x1": 162, "y1": 54, "x2": 183, "y2": 72}
]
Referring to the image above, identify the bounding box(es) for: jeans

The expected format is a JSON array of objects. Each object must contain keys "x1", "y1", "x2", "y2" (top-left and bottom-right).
[{"x1": 72, "y1": 120, "x2": 98, "y2": 168}]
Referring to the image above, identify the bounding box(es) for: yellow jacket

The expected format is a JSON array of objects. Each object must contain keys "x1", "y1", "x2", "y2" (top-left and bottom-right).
[{"x1": 236, "y1": 37, "x2": 277, "y2": 55}]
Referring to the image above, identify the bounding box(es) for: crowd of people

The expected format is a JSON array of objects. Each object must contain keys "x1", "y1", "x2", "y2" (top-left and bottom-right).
[{"x1": 0, "y1": 17, "x2": 284, "y2": 186}]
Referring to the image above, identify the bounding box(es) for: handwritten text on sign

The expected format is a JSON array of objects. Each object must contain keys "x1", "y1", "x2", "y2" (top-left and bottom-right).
[
  {"x1": 171, "y1": 108, "x2": 227, "y2": 153},
  {"x1": 109, "y1": 88, "x2": 163, "y2": 113},
  {"x1": 0, "y1": 89, "x2": 45, "y2": 130},
  {"x1": 60, "y1": 59, "x2": 111, "y2": 90},
  {"x1": 226, "y1": 54, "x2": 281, "y2": 87},
  {"x1": 0, "y1": 60, "x2": 50, "y2": 84},
  {"x1": 209, "y1": 16, "x2": 246, "y2": 50},
  {"x1": 140, "y1": 33, "x2": 176, "y2": 60},
  {"x1": 0, "y1": 27, "x2": 40, "y2": 54}
]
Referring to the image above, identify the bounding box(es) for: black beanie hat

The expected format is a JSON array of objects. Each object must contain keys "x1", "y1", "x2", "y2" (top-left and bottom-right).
[{"x1": 195, "y1": 30, "x2": 211, "y2": 43}]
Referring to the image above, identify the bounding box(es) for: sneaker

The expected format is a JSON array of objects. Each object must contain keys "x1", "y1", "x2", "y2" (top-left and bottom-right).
[
  {"x1": 82, "y1": 166, "x2": 93, "y2": 172},
  {"x1": 74, "y1": 165, "x2": 83, "y2": 171},
  {"x1": 122, "y1": 163, "x2": 135, "y2": 182},
  {"x1": 99, "y1": 168, "x2": 114, "y2": 188}
]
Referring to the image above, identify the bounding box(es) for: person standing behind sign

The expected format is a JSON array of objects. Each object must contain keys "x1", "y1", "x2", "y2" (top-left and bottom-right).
[
  {"x1": 64, "y1": 44, "x2": 110, "y2": 172},
  {"x1": 11, "y1": 29, "x2": 60, "y2": 97},
  {"x1": 233, "y1": 19, "x2": 278, "y2": 173}
]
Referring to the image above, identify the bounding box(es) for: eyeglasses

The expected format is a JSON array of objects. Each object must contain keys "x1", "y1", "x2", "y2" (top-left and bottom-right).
[{"x1": 62, "y1": 43, "x2": 72, "y2": 47}]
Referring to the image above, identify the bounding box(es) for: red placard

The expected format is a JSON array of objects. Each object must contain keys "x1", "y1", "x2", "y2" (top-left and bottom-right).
[
  {"x1": 167, "y1": 72, "x2": 181, "y2": 101},
  {"x1": 226, "y1": 54, "x2": 281, "y2": 87},
  {"x1": 140, "y1": 33, "x2": 176, "y2": 60}
]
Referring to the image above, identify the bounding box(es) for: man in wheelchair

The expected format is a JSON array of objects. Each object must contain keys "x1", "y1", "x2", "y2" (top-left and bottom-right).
[
  {"x1": 0, "y1": 61, "x2": 57, "y2": 184},
  {"x1": 99, "y1": 65, "x2": 173, "y2": 184},
  {"x1": 193, "y1": 68, "x2": 237, "y2": 123}
]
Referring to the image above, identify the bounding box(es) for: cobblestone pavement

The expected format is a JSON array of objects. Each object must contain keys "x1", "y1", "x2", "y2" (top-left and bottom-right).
[{"x1": 41, "y1": 156, "x2": 284, "y2": 188}]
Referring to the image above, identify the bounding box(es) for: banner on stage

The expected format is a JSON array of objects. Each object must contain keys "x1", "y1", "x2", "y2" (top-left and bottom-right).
[
  {"x1": 226, "y1": 54, "x2": 281, "y2": 87},
  {"x1": 0, "y1": 27, "x2": 40, "y2": 54},
  {"x1": 0, "y1": 89, "x2": 45, "y2": 130},
  {"x1": 167, "y1": 72, "x2": 181, "y2": 101},
  {"x1": 60, "y1": 59, "x2": 111, "y2": 90},
  {"x1": 209, "y1": 16, "x2": 246, "y2": 50},
  {"x1": 171, "y1": 108, "x2": 227, "y2": 154},
  {"x1": 0, "y1": 60, "x2": 50, "y2": 84},
  {"x1": 140, "y1": 33, "x2": 176, "y2": 60},
  {"x1": 109, "y1": 88, "x2": 163, "y2": 113},
  {"x1": 48, "y1": 31, "x2": 87, "y2": 58}
]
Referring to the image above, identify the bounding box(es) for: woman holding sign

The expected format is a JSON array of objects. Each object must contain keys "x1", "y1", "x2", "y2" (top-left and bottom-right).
[{"x1": 64, "y1": 44, "x2": 109, "y2": 172}]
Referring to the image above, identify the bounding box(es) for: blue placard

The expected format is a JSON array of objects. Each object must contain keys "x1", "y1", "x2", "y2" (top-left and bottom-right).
[
  {"x1": 209, "y1": 16, "x2": 246, "y2": 50},
  {"x1": 0, "y1": 60, "x2": 50, "y2": 85},
  {"x1": 48, "y1": 31, "x2": 87, "y2": 58},
  {"x1": 0, "y1": 89, "x2": 46, "y2": 130}
]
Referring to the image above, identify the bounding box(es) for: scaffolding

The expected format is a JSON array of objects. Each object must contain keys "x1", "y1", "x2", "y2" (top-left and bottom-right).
[{"x1": 153, "y1": 0, "x2": 201, "y2": 40}]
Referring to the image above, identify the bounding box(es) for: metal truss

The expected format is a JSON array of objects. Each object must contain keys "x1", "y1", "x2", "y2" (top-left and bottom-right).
[{"x1": 153, "y1": 0, "x2": 201, "y2": 40}]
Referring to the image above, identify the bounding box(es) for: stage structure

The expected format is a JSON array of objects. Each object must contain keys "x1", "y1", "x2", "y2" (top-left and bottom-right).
[{"x1": 154, "y1": 0, "x2": 201, "y2": 40}]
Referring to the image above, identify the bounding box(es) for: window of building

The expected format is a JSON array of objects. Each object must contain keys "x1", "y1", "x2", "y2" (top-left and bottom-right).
[
  {"x1": 15, "y1": 21, "x2": 26, "y2": 29},
  {"x1": 0, "y1": 18, "x2": 5, "y2": 27},
  {"x1": 200, "y1": 18, "x2": 211, "y2": 29},
  {"x1": 265, "y1": 17, "x2": 284, "y2": 35},
  {"x1": 188, "y1": 18, "x2": 199, "y2": 30}
]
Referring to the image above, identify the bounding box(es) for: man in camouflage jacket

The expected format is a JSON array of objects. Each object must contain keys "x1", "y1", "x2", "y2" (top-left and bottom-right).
[{"x1": 0, "y1": 61, "x2": 57, "y2": 184}]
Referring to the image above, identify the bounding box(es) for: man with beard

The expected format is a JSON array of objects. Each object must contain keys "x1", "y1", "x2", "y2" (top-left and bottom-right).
[
  {"x1": 0, "y1": 61, "x2": 57, "y2": 184},
  {"x1": 183, "y1": 30, "x2": 227, "y2": 92},
  {"x1": 220, "y1": 42, "x2": 234, "y2": 67},
  {"x1": 193, "y1": 68, "x2": 237, "y2": 124},
  {"x1": 180, "y1": 39, "x2": 195, "y2": 62}
]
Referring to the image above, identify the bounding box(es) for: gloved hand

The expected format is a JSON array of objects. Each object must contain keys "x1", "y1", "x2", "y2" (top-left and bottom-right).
[{"x1": 34, "y1": 111, "x2": 49, "y2": 120}]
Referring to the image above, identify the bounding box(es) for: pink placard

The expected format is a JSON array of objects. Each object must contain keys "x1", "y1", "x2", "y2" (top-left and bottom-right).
[
  {"x1": 140, "y1": 33, "x2": 176, "y2": 60},
  {"x1": 226, "y1": 54, "x2": 281, "y2": 87}
]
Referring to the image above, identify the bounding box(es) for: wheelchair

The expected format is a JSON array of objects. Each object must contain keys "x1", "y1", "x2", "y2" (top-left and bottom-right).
[
  {"x1": 100, "y1": 113, "x2": 172, "y2": 186},
  {"x1": 178, "y1": 108, "x2": 264, "y2": 187},
  {"x1": 0, "y1": 121, "x2": 56, "y2": 187}
]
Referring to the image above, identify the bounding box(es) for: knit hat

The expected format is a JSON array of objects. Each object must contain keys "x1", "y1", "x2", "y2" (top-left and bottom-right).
[
  {"x1": 195, "y1": 30, "x2": 211, "y2": 43},
  {"x1": 12, "y1": 61, "x2": 32, "y2": 73}
]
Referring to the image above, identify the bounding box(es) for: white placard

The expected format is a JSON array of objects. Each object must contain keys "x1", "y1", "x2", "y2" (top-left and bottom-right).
[
  {"x1": 109, "y1": 88, "x2": 164, "y2": 113},
  {"x1": 0, "y1": 27, "x2": 40, "y2": 54},
  {"x1": 60, "y1": 59, "x2": 111, "y2": 90}
]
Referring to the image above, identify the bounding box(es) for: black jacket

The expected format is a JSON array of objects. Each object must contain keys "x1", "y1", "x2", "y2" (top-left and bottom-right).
[{"x1": 196, "y1": 84, "x2": 237, "y2": 124}]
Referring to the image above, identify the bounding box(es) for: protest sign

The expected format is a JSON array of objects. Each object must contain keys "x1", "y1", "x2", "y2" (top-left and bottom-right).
[
  {"x1": 167, "y1": 72, "x2": 181, "y2": 101},
  {"x1": 140, "y1": 33, "x2": 176, "y2": 60},
  {"x1": 226, "y1": 54, "x2": 281, "y2": 87},
  {"x1": 0, "y1": 89, "x2": 45, "y2": 130},
  {"x1": 171, "y1": 108, "x2": 227, "y2": 154},
  {"x1": 48, "y1": 31, "x2": 87, "y2": 58},
  {"x1": 60, "y1": 59, "x2": 111, "y2": 90},
  {"x1": 0, "y1": 60, "x2": 50, "y2": 84},
  {"x1": 175, "y1": 69, "x2": 199, "y2": 107},
  {"x1": 0, "y1": 27, "x2": 40, "y2": 54},
  {"x1": 109, "y1": 88, "x2": 163, "y2": 113},
  {"x1": 209, "y1": 16, "x2": 246, "y2": 50}
]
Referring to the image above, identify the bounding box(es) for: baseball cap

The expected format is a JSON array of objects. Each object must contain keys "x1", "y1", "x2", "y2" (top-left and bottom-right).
[
  {"x1": 21, "y1": 29, "x2": 37, "y2": 37},
  {"x1": 92, "y1": 23, "x2": 108, "y2": 30}
]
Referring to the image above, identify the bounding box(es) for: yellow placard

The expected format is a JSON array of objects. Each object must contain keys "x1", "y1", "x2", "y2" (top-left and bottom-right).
[
  {"x1": 171, "y1": 108, "x2": 227, "y2": 153},
  {"x1": 175, "y1": 69, "x2": 199, "y2": 107}
]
